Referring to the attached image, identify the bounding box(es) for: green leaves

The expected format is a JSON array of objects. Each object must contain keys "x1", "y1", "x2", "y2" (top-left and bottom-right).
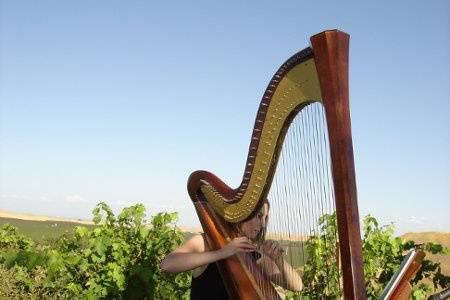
[
  {"x1": 0, "y1": 202, "x2": 191, "y2": 299},
  {"x1": 75, "y1": 226, "x2": 89, "y2": 238},
  {"x1": 423, "y1": 242, "x2": 448, "y2": 255},
  {"x1": 300, "y1": 213, "x2": 342, "y2": 299},
  {"x1": 3, "y1": 206, "x2": 447, "y2": 299},
  {"x1": 299, "y1": 213, "x2": 450, "y2": 299},
  {"x1": 0, "y1": 224, "x2": 34, "y2": 250}
]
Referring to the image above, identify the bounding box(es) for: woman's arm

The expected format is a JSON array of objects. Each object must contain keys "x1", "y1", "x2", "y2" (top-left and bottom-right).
[
  {"x1": 270, "y1": 257, "x2": 303, "y2": 291},
  {"x1": 259, "y1": 240, "x2": 303, "y2": 291},
  {"x1": 160, "y1": 234, "x2": 256, "y2": 273}
]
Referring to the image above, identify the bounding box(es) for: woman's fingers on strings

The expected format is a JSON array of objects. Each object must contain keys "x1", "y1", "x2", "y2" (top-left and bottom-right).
[
  {"x1": 239, "y1": 241, "x2": 256, "y2": 249},
  {"x1": 273, "y1": 244, "x2": 284, "y2": 256},
  {"x1": 262, "y1": 240, "x2": 283, "y2": 258},
  {"x1": 236, "y1": 241, "x2": 256, "y2": 252},
  {"x1": 234, "y1": 237, "x2": 256, "y2": 247},
  {"x1": 237, "y1": 248, "x2": 256, "y2": 253},
  {"x1": 262, "y1": 240, "x2": 272, "y2": 252},
  {"x1": 271, "y1": 241, "x2": 280, "y2": 253},
  {"x1": 235, "y1": 236, "x2": 253, "y2": 243}
]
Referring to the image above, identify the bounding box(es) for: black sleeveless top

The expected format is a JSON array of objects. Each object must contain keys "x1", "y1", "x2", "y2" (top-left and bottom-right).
[
  {"x1": 190, "y1": 262, "x2": 229, "y2": 300},
  {"x1": 190, "y1": 252, "x2": 261, "y2": 300}
]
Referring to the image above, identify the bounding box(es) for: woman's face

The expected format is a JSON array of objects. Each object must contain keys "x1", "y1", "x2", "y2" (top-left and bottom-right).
[{"x1": 240, "y1": 202, "x2": 269, "y2": 241}]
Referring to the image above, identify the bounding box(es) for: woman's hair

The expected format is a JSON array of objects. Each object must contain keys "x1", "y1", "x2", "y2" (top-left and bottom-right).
[{"x1": 236, "y1": 199, "x2": 270, "y2": 245}]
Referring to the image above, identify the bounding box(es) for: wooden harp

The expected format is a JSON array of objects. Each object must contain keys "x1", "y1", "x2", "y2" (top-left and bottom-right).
[
  {"x1": 379, "y1": 250, "x2": 425, "y2": 300},
  {"x1": 187, "y1": 30, "x2": 366, "y2": 299}
]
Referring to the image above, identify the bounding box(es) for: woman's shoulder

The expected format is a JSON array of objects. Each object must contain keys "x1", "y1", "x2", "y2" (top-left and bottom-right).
[{"x1": 177, "y1": 233, "x2": 210, "y2": 253}]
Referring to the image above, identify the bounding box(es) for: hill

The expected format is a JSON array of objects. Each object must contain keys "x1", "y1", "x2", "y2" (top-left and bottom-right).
[
  {"x1": 0, "y1": 209, "x2": 200, "y2": 241},
  {"x1": 0, "y1": 209, "x2": 93, "y2": 224},
  {"x1": 402, "y1": 232, "x2": 450, "y2": 276}
]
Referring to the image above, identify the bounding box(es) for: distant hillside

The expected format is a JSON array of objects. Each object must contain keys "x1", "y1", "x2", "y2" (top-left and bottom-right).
[
  {"x1": 403, "y1": 232, "x2": 450, "y2": 248},
  {"x1": 0, "y1": 209, "x2": 201, "y2": 241},
  {"x1": 0, "y1": 217, "x2": 94, "y2": 241},
  {"x1": 402, "y1": 232, "x2": 450, "y2": 278},
  {"x1": 0, "y1": 209, "x2": 95, "y2": 241},
  {"x1": 0, "y1": 209, "x2": 202, "y2": 232},
  {"x1": 0, "y1": 209, "x2": 93, "y2": 224}
]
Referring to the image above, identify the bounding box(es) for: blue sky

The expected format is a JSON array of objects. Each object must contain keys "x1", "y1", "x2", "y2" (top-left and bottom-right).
[{"x1": 1, "y1": 1, "x2": 449, "y2": 234}]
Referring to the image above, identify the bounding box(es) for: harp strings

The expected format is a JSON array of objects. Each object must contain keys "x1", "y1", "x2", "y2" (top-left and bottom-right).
[{"x1": 264, "y1": 102, "x2": 342, "y2": 297}]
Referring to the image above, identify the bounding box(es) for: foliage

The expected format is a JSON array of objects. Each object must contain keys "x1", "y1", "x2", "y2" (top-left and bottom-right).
[
  {"x1": 2, "y1": 206, "x2": 449, "y2": 299},
  {"x1": 287, "y1": 213, "x2": 450, "y2": 299},
  {"x1": 363, "y1": 215, "x2": 450, "y2": 298},
  {"x1": 300, "y1": 213, "x2": 342, "y2": 299},
  {"x1": 0, "y1": 203, "x2": 191, "y2": 299},
  {"x1": 0, "y1": 223, "x2": 34, "y2": 251}
]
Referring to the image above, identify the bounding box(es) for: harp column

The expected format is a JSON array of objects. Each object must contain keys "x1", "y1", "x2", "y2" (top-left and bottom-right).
[{"x1": 311, "y1": 30, "x2": 367, "y2": 299}]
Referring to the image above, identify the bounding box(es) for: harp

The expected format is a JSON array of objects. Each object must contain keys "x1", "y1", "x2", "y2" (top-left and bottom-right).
[
  {"x1": 379, "y1": 249, "x2": 425, "y2": 300},
  {"x1": 187, "y1": 30, "x2": 366, "y2": 299}
]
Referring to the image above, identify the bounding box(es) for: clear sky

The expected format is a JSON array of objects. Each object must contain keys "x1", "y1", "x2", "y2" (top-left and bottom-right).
[{"x1": 1, "y1": 1, "x2": 449, "y2": 234}]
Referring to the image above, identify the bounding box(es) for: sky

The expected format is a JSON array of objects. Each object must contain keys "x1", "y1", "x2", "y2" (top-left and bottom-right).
[{"x1": 1, "y1": 1, "x2": 449, "y2": 234}]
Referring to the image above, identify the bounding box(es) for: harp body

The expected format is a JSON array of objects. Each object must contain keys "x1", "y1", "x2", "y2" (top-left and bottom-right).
[
  {"x1": 379, "y1": 250, "x2": 425, "y2": 300},
  {"x1": 187, "y1": 30, "x2": 366, "y2": 299}
]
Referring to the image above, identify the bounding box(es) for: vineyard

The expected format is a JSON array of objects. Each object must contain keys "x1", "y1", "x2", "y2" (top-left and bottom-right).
[
  {"x1": 0, "y1": 203, "x2": 191, "y2": 299},
  {"x1": 1, "y1": 203, "x2": 449, "y2": 299}
]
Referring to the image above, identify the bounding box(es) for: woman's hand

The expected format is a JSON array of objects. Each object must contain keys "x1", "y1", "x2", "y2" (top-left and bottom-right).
[
  {"x1": 219, "y1": 237, "x2": 257, "y2": 259},
  {"x1": 261, "y1": 240, "x2": 284, "y2": 263},
  {"x1": 259, "y1": 240, "x2": 303, "y2": 291}
]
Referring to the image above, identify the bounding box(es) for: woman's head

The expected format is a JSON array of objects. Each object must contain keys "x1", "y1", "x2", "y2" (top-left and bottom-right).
[{"x1": 238, "y1": 199, "x2": 270, "y2": 244}]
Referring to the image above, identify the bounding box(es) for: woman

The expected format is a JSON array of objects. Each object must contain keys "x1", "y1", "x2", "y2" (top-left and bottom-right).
[{"x1": 160, "y1": 200, "x2": 302, "y2": 299}]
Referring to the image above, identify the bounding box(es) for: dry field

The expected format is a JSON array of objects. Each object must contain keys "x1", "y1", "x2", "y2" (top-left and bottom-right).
[
  {"x1": 402, "y1": 232, "x2": 450, "y2": 277},
  {"x1": 0, "y1": 209, "x2": 93, "y2": 225}
]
